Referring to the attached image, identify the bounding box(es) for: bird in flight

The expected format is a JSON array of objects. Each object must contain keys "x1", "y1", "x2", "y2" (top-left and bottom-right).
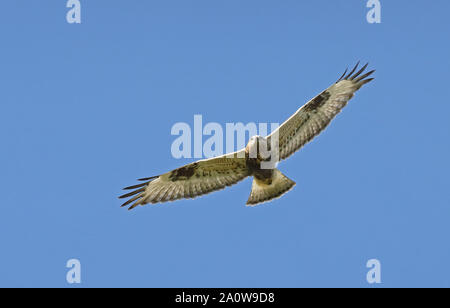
[{"x1": 120, "y1": 62, "x2": 375, "y2": 209}]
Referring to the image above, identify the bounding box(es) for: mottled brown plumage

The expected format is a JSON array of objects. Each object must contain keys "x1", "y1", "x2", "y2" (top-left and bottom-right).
[{"x1": 119, "y1": 62, "x2": 375, "y2": 209}]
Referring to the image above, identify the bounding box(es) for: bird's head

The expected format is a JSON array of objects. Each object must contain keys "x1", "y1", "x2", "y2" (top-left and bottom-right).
[{"x1": 246, "y1": 135, "x2": 266, "y2": 159}]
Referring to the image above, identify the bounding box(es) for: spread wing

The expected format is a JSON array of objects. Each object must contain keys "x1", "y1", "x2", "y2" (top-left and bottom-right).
[
  {"x1": 119, "y1": 150, "x2": 249, "y2": 209},
  {"x1": 267, "y1": 62, "x2": 375, "y2": 161}
]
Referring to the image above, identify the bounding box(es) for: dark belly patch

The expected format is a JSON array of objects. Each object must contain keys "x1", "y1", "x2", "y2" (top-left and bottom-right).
[{"x1": 253, "y1": 169, "x2": 274, "y2": 185}]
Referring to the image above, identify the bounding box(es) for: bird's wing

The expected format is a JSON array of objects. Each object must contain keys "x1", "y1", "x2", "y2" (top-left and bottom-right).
[
  {"x1": 267, "y1": 62, "x2": 375, "y2": 161},
  {"x1": 119, "y1": 150, "x2": 249, "y2": 209}
]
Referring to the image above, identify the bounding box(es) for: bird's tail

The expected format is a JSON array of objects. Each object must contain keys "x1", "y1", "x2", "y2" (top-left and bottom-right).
[{"x1": 246, "y1": 169, "x2": 296, "y2": 206}]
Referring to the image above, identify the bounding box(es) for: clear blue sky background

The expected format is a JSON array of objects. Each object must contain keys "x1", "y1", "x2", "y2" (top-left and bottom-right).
[{"x1": 1, "y1": 1, "x2": 449, "y2": 288}]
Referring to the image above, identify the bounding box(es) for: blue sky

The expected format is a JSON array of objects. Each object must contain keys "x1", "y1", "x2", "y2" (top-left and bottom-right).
[{"x1": 1, "y1": 1, "x2": 449, "y2": 287}]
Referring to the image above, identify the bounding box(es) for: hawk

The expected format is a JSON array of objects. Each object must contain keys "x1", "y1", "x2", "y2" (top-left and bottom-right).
[{"x1": 120, "y1": 62, "x2": 375, "y2": 209}]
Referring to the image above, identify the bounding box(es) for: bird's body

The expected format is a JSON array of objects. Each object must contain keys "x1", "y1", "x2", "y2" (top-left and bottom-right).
[{"x1": 120, "y1": 63, "x2": 375, "y2": 209}]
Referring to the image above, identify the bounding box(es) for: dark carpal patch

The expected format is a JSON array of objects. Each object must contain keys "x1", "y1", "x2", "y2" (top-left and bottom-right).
[
  {"x1": 303, "y1": 91, "x2": 331, "y2": 112},
  {"x1": 169, "y1": 163, "x2": 198, "y2": 181},
  {"x1": 253, "y1": 169, "x2": 274, "y2": 185},
  {"x1": 246, "y1": 156, "x2": 274, "y2": 183},
  {"x1": 245, "y1": 157, "x2": 260, "y2": 173}
]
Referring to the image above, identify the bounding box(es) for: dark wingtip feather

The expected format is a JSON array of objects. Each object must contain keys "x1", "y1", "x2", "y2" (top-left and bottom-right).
[
  {"x1": 120, "y1": 176, "x2": 157, "y2": 208},
  {"x1": 120, "y1": 193, "x2": 143, "y2": 207},
  {"x1": 123, "y1": 182, "x2": 148, "y2": 190},
  {"x1": 138, "y1": 176, "x2": 158, "y2": 181},
  {"x1": 359, "y1": 77, "x2": 375, "y2": 86},
  {"x1": 344, "y1": 61, "x2": 360, "y2": 79},
  {"x1": 128, "y1": 201, "x2": 141, "y2": 210},
  {"x1": 119, "y1": 188, "x2": 145, "y2": 199},
  {"x1": 336, "y1": 67, "x2": 349, "y2": 83},
  {"x1": 354, "y1": 69, "x2": 375, "y2": 83},
  {"x1": 350, "y1": 62, "x2": 369, "y2": 80},
  {"x1": 336, "y1": 62, "x2": 375, "y2": 85}
]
